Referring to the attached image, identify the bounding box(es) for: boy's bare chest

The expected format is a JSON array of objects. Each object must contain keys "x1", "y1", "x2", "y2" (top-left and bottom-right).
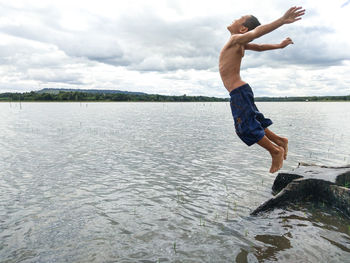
[{"x1": 219, "y1": 45, "x2": 244, "y2": 69}]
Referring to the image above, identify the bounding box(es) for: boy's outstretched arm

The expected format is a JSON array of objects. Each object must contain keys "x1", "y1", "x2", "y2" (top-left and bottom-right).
[
  {"x1": 235, "y1": 6, "x2": 305, "y2": 45},
  {"x1": 245, "y1": 37, "x2": 293, "y2": 52}
]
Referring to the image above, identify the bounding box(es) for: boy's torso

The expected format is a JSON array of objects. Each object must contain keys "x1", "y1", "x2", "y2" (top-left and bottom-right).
[{"x1": 219, "y1": 36, "x2": 247, "y2": 93}]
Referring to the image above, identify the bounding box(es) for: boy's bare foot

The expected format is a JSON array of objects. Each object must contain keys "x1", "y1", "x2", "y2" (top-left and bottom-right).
[
  {"x1": 278, "y1": 137, "x2": 288, "y2": 160},
  {"x1": 264, "y1": 129, "x2": 288, "y2": 160},
  {"x1": 269, "y1": 146, "x2": 284, "y2": 173}
]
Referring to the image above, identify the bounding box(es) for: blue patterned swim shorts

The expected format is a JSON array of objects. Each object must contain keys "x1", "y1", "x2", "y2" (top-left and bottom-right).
[{"x1": 229, "y1": 83, "x2": 273, "y2": 146}]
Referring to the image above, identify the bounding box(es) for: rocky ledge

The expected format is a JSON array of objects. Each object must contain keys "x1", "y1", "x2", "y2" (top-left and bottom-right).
[{"x1": 251, "y1": 163, "x2": 350, "y2": 216}]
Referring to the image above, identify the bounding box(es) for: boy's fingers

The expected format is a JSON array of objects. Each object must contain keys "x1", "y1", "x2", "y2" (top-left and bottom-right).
[
  {"x1": 293, "y1": 7, "x2": 305, "y2": 15},
  {"x1": 291, "y1": 6, "x2": 302, "y2": 13}
]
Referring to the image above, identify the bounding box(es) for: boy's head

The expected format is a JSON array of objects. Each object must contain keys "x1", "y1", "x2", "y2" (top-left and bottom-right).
[{"x1": 227, "y1": 15, "x2": 260, "y2": 34}]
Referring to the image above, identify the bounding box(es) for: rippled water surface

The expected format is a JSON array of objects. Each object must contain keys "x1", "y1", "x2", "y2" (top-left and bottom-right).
[{"x1": 1, "y1": 102, "x2": 350, "y2": 262}]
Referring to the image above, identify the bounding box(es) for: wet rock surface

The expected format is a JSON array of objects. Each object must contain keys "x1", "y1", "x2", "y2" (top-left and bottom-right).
[{"x1": 251, "y1": 163, "x2": 350, "y2": 216}]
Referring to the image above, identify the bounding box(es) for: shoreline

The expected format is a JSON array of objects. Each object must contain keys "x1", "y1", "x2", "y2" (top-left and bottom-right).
[{"x1": 1, "y1": 100, "x2": 349, "y2": 103}]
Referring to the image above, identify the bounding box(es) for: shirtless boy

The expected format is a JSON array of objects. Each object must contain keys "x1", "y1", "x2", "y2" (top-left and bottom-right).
[{"x1": 219, "y1": 7, "x2": 305, "y2": 173}]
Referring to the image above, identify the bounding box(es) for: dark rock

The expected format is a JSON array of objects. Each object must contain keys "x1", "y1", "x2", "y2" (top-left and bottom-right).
[{"x1": 251, "y1": 163, "x2": 350, "y2": 216}]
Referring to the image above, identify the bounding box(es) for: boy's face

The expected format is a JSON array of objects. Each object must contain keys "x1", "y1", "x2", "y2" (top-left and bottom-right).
[{"x1": 227, "y1": 15, "x2": 250, "y2": 34}]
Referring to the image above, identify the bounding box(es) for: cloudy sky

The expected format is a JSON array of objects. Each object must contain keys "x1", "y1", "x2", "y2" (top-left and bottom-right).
[{"x1": 0, "y1": 0, "x2": 349, "y2": 97}]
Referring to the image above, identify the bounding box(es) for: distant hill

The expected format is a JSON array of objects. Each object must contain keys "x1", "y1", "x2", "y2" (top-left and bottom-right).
[
  {"x1": 0, "y1": 89, "x2": 227, "y2": 102},
  {"x1": 36, "y1": 88, "x2": 147, "y2": 95}
]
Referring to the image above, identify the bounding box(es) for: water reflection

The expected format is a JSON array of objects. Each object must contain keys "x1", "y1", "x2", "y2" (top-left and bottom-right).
[
  {"x1": 254, "y1": 234, "x2": 292, "y2": 261},
  {"x1": 245, "y1": 201, "x2": 350, "y2": 262}
]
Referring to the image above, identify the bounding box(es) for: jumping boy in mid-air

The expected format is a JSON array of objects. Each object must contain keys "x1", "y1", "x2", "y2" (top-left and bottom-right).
[{"x1": 219, "y1": 7, "x2": 305, "y2": 173}]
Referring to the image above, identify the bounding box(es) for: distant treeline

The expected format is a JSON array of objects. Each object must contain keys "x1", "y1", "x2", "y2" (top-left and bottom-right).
[
  {"x1": 0, "y1": 91, "x2": 349, "y2": 102},
  {"x1": 0, "y1": 91, "x2": 227, "y2": 102},
  {"x1": 255, "y1": 95, "x2": 350, "y2": 102}
]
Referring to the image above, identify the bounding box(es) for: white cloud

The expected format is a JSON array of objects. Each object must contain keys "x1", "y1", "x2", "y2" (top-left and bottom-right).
[
  {"x1": 243, "y1": 63, "x2": 350, "y2": 97},
  {"x1": 0, "y1": 0, "x2": 349, "y2": 97}
]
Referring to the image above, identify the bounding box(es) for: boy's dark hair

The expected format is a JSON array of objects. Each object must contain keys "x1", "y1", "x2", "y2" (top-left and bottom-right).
[{"x1": 243, "y1": 15, "x2": 261, "y2": 31}]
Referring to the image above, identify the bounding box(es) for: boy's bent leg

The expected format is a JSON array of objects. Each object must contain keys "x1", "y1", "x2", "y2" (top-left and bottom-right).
[
  {"x1": 257, "y1": 135, "x2": 284, "y2": 173},
  {"x1": 264, "y1": 128, "x2": 288, "y2": 160}
]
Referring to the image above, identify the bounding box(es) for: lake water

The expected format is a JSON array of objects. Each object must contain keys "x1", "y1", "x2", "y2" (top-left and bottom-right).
[{"x1": 0, "y1": 102, "x2": 350, "y2": 262}]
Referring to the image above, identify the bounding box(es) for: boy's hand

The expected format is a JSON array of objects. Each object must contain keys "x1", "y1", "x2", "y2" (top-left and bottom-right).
[
  {"x1": 280, "y1": 37, "x2": 293, "y2": 48},
  {"x1": 282, "y1": 6, "x2": 305, "y2": 24}
]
